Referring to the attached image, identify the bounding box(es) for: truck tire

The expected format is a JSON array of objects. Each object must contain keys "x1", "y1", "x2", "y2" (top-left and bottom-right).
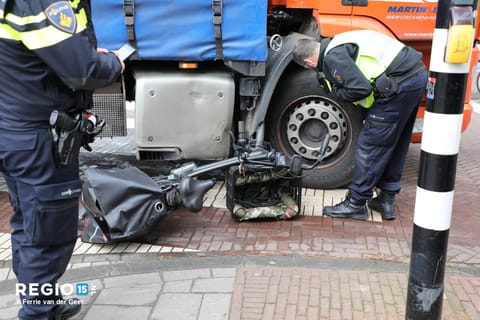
[{"x1": 267, "y1": 69, "x2": 365, "y2": 189}]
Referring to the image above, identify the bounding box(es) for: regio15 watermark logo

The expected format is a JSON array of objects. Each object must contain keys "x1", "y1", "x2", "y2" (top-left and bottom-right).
[{"x1": 16, "y1": 282, "x2": 97, "y2": 304}]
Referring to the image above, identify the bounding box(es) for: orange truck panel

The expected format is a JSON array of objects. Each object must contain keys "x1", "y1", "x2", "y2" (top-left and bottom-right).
[{"x1": 270, "y1": 0, "x2": 476, "y2": 137}]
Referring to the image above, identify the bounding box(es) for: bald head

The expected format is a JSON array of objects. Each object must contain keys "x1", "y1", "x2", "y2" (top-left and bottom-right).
[{"x1": 292, "y1": 38, "x2": 321, "y2": 69}]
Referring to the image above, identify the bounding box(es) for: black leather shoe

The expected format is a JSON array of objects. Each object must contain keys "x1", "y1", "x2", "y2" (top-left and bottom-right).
[
  {"x1": 323, "y1": 194, "x2": 368, "y2": 220},
  {"x1": 53, "y1": 298, "x2": 82, "y2": 320},
  {"x1": 368, "y1": 192, "x2": 396, "y2": 220}
]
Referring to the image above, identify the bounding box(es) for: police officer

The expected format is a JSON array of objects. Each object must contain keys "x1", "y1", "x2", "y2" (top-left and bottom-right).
[
  {"x1": 292, "y1": 30, "x2": 427, "y2": 221},
  {"x1": 0, "y1": 0, "x2": 123, "y2": 319}
]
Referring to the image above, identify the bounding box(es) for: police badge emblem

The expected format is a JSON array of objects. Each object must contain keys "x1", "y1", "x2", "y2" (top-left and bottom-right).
[{"x1": 44, "y1": 1, "x2": 77, "y2": 34}]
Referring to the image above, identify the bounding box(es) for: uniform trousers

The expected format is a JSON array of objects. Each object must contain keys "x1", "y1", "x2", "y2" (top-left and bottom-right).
[
  {"x1": 349, "y1": 70, "x2": 428, "y2": 201},
  {"x1": 0, "y1": 128, "x2": 81, "y2": 320}
]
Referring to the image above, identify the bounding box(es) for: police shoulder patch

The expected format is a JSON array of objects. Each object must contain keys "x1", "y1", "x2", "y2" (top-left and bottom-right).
[
  {"x1": 332, "y1": 69, "x2": 342, "y2": 83},
  {"x1": 44, "y1": 1, "x2": 77, "y2": 34}
]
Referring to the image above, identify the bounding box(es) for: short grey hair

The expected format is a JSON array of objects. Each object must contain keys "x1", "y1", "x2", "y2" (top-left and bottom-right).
[{"x1": 292, "y1": 38, "x2": 320, "y2": 68}]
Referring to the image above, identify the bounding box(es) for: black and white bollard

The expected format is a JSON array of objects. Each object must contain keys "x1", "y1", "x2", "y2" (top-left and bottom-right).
[{"x1": 406, "y1": 0, "x2": 476, "y2": 319}]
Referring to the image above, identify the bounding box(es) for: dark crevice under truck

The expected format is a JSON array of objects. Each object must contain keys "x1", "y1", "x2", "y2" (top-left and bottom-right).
[{"x1": 90, "y1": 0, "x2": 478, "y2": 189}]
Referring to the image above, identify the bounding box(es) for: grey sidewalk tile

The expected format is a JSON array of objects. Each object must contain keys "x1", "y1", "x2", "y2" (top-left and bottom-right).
[
  {"x1": 162, "y1": 280, "x2": 192, "y2": 293},
  {"x1": 83, "y1": 305, "x2": 151, "y2": 320},
  {"x1": 0, "y1": 293, "x2": 18, "y2": 307},
  {"x1": 103, "y1": 272, "x2": 162, "y2": 288},
  {"x1": 70, "y1": 262, "x2": 92, "y2": 270},
  {"x1": 0, "y1": 268, "x2": 9, "y2": 281},
  {"x1": 163, "y1": 268, "x2": 211, "y2": 282},
  {"x1": 6, "y1": 270, "x2": 15, "y2": 280},
  {"x1": 192, "y1": 277, "x2": 235, "y2": 293},
  {"x1": 212, "y1": 267, "x2": 236, "y2": 278},
  {"x1": 94, "y1": 285, "x2": 161, "y2": 306},
  {"x1": 0, "y1": 279, "x2": 15, "y2": 296},
  {"x1": 91, "y1": 261, "x2": 111, "y2": 267},
  {"x1": 0, "y1": 293, "x2": 18, "y2": 320},
  {"x1": 152, "y1": 293, "x2": 202, "y2": 320},
  {"x1": 198, "y1": 294, "x2": 231, "y2": 320},
  {"x1": 0, "y1": 306, "x2": 17, "y2": 320}
]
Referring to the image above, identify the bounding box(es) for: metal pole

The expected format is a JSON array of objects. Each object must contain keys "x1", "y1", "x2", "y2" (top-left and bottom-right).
[{"x1": 406, "y1": 0, "x2": 476, "y2": 319}]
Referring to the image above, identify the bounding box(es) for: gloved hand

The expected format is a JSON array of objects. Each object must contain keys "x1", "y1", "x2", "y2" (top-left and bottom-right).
[
  {"x1": 81, "y1": 112, "x2": 106, "y2": 151},
  {"x1": 316, "y1": 71, "x2": 331, "y2": 92},
  {"x1": 49, "y1": 110, "x2": 106, "y2": 164}
]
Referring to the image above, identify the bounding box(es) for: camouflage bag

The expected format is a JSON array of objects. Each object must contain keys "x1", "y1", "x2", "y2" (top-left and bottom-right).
[{"x1": 226, "y1": 165, "x2": 302, "y2": 221}]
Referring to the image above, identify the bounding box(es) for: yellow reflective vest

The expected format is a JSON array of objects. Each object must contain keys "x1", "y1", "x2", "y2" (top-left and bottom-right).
[{"x1": 323, "y1": 30, "x2": 405, "y2": 108}]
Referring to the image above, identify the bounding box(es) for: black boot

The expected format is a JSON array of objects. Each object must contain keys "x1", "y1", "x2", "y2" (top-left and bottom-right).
[
  {"x1": 368, "y1": 192, "x2": 396, "y2": 220},
  {"x1": 53, "y1": 298, "x2": 82, "y2": 320},
  {"x1": 323, "y1": 193, "x2": 368, "y2": 220}
]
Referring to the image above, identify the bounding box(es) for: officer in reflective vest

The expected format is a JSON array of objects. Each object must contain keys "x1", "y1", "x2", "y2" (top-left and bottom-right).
[
  {"x1": 292, "y1": 30, "x2": 427, "y2": 221},
  {"x1": 0, "y1": 1, "x2": 123, "y2": 319}
]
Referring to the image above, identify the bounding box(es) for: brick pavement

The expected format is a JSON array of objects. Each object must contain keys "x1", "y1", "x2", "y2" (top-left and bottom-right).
[
  {"x1": 0, "y1": 111, "x2": 479, "y2": 319},
  {"x1": 1, "y1": 254, "x2": 479, "y2": 320},
  {"x1": 136, "y1": 111, "x2": 480, "y2": 266},
  {"x1": 232, "y1": 264, "x2": 480, "y2": 320}
]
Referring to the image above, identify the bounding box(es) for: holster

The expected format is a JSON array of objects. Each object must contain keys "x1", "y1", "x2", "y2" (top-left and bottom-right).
[
  {"x1": 373, "y1": 73, "x2": 398, "y2": 99},
  {"x1": 374, "y1": 61, "x2": 426, "y2": 99},
  {"x1": 59, "y1": 127, "x2": 84, "y2": 166},
  {"x1": 50, "y1": 112, "x2": 87, "y2": 166},
  {"x1": 51, "y1": 124, "x2": 84, "y2": 166}
]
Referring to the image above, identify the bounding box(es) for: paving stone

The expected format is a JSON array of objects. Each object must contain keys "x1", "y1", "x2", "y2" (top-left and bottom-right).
[
  {"x1": 0, "y1": 293, "x2": 18, "y2": 320},
  {"x1": 198, "y1": 294, "x2": 231, "y2": 320},
  {"x1": 83, "y1": 305, "x2": 151, "y2": 320},
  {"x1": 6, "y1": 271, "x2": 15, "y2": 280},
  {"x1": 0, "y1": 268, "x2": 9, "y2": 281},
  {"x1": 212, "y1": 268, "x2": 236, "y2": 278},
  {"x1": 192, "y1": 277, "x2": 235, "y2": 293},
  {"x1": 152, "y1": 293, "x2": 202, "y2": 320},
  {"x1": 103, "y1": 272, "x2": 162, "y2": 288},
  {"x1": 94, "y1": 286, "x2": 161, "y2": 306},
  {"x1": 231, "y1": 265, "x2": 480, "y2": 319},
  {"x1": 162, "y1": 280, "x2": 192, "y2": 293},
  {"x1": 0, "y1": 305, "x2": 17, "y2": 320},
  {"x1": 163, "y1": 269, "x2": 211, "y2": 282},
  {"x1": 70, "y1": 262, "x2": 92, "y2": 270},
  {"x1": 0, "y1": 293, "x2": 18, "y2": 308}
]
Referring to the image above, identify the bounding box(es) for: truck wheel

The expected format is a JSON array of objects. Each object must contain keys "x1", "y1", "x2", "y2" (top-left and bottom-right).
[{"x1": 267, "y1": 69, "x2": 365, "y2": 189}]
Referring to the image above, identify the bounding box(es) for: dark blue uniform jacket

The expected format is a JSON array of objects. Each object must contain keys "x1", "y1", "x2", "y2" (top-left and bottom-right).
[{"x1": 0, "y1": 0, "x2": 122, "y2": 130}]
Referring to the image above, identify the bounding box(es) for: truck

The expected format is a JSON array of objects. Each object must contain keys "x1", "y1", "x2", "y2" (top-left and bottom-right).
[{"x1": 90, "y1": 0, "x2": 479, "y2": 189}]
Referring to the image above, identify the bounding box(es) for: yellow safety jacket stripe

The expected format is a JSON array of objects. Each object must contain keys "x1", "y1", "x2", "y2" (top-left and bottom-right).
[
  {"x1": 354, "y1": 92, "x2": 375, "y2": 109},
  {"x1": 0, "y1": 22, "x2": 20, "y2": 41},
  {"x1": 0, "y1": 10, "x2": 45, "y2": 25},
  {"x1": 22, "y1": 10, "x2": 87, "y2": 50},
  {"x1": 323, "y1": 75, "x2": 375, "y2": 109},
  {"x1": 71, "y1": 0, "x2": 81, "y2": 9},
  {"x1": 0, "y1": 6, "x2": 87, "y2": 50}
]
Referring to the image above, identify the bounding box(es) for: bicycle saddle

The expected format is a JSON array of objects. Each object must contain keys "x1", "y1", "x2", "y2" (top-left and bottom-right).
[{"x1": 179, "y1": 177, "x2": 215, "y2": 212}]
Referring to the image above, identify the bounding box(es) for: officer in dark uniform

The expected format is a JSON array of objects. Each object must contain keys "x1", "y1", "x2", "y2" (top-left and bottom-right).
[
  {"x1": 0, "y1": 0, "x2": 123, "y2": 319},
  {"x1": 292, "y1": 30, "x2": 427, "y2": 221}
]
